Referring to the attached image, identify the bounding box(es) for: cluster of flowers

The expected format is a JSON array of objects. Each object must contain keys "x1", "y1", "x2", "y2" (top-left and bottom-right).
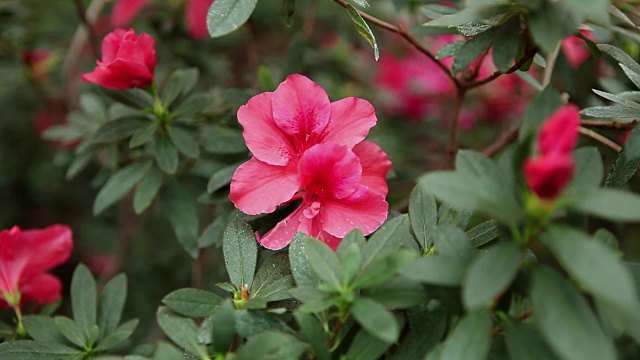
[
  {"x1": 524, "y1": 105, "x2": 580, "y2": 201},
  {"x1": 229, "y1": 74, "x2": 392, "y2": 251}
]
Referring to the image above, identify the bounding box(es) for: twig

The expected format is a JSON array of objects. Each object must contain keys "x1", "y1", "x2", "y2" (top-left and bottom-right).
[
  {"x1": 541, "y1": 42, "x2": 561, "y2": 87},
  {"x1": 580, "y1": 119, "x2": 638, "y2": 130},
  {"x1": 466, "y1": 46, "x2": 538, "y2": 90},
  {"x1": 445, "y1": 88, "x2": 466, "y2": 168},
  {"x1": 332, "y1": 0, "x2": 459, "y2": 89},
  {"x1": 482, "y1": 125, "x2": 520, "y2": 157},
  {"x1": 71, "y1": 0, "x2": 100, "y2": 58},
  {"x1": 578, "y1": 126, "x2": 622, "y2": 152}
]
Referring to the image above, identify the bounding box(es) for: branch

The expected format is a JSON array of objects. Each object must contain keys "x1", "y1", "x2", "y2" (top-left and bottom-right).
[
  {"x1": 581, "y1": 119, "x2": 638, "y2": 130},
  {"x1": 332, "y1": 0, "x2": 460, "y2": 89},
  {"x1": 482, "y1": 126, "x2": 520, "y2": 157},
  {"x1": 578, "y1": 126, "x2": 622, "y2": 152},
  {"x1": 445, "y1": 88, "x2": 466, "y2": 168},
  {"x1": 466, "y1": 46, "x2": 538, "y2": 90}
]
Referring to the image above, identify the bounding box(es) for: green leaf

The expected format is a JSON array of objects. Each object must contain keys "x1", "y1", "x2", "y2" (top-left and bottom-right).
[
  {"x1": 363, "y1": 277, "x2": 428, "y2": 310},
  {"x1": 351, "y1": 297, "x2": 399, "y2": 343},
  {"x1": 361, "y1": 214, "x2": 410, "y2": 271},
  {"x1": 258, "y1": 65, "x2": 277, "y2": 92},
  {"x1": 492, "y1": 18, "x2": 523, "y2": 72},
  {"x1": 22, "y1": 316, "x2": 65, "y2": 344},
  {"x1": 433, "y1": 225, "x2": 476, "y2": 259},
  {"x1": 153, "y1": 133, "x2": 179, "y2": 174},
  {"x1": 207, "y1": 162, "x2": 242, "y2": 193},
  {"x1": 519, "y1": 86, "x2": 563, "y2": 141},
  {"x1": 435, "y1": 41, "x2": 464, "y2": 59},
  {"x1": 567, "y1": 147, "x2": 603, "y2": 192},
  {"x1": 66, "y1": 152, "x2": 93, "y2": 180},
  {"x1": 542, "y1": 227, "x2": 640, "y2": 315},
  {"x1": 504, "y1": 322, "x2": 560, "y2": 360},
  {"x1": 129, "y1": 122, "x2": 157, "y2": 148},
  {"x1": 346, "y1": 327, "x2": 394, "y2": 360},
  {"x1": 93, "y1": 319, "x2": 138, "y2": 352},
  {"x1": 0, "y1": 341, "x2": 83, "y2": 359},
  {"x1": 336, "y1": 228, "x2": 366, "y2": 259},
  {"x1": 419, "y1": 151, "x2": 523, "y2": 226},
  {"x1": 462, "y1": 242, "x2": 523, "y2": 310},
  {"x1": 91, "y1": 118, "x2": 148, "y2": 144},
  {"x1": 294, "y1": 313, "x2": 330, "y2": 360},
  {"x1": 439, "y1": 309, "x2": 492, "y2": 360},
  {"x1": 164, "y1": 181, "x2": 200, "y2": 259},
  {"x1": 392, "y1": 304, "x2": 447, "y2": 359},
  {"x1": 97, "y1": 274, "x2": 127, "y2": 338},
  {"x1": 423, "y1": 5, "x2": 509, "y2": 27},
  {"x1": 167, "y1": 126, "x2": 200, "y2": 159},
  {"x1": 401, "y1": 256, "x2": 468, "y2": 286},
  {"x1": 529, "y1": 0, "x2": 580, "y2": 54},
  {"x1": 235, "y1": 331, "x2": 309, "y2": 360},
  {"x1": 133, "y1": 165, "x2": 163, "y2": 214},
  {"x1": 437, "y1": 203, "x2": 472, "y2": 229},
  {"x1": 198, "y1": 211, "x2": 229, "y2": 248},
  {"x1": 211, "y1": 300, "x2": 236, "y2": 353},
  {"x1": 101, "y1": 88, "x2": 153, "y2": 109},
  {"x1": 304, "y1": 236, "x2": 342, "y2": 289},
  {"x1": 71, "y1": 264, "x2": 97, "y2": 336},
  {"x1": 531, "y1": 267, "x2": 616, "y2": 360},
  {"x1": 162, "y1": 288, "x2": 222, "y2": 317},
  {"x1": 345, "y1": 5, "x2": 379, "y2": 61},
  {"x1": 597, "y1": 45, "x2": 640, "y2": 76},
  {"x1": 234, "y1": 310, "x2": 295, "y2": 338},
  {"x1": 567, "y1": 188, "x2": 640, "y2": 221},
  {"x1": 223, "y1": 215, "x2": 258, "y2": 288},
  {"x1": 606, "y1": 124, "x2": 640, "y2": 188},
  {"x1": 352, "y1": 249, "x2": 417, "y2": 289},
  {"x1": 162, "y1": 69, "x2": 198, "y2": 108},
  {"x1": 280, "y1": 0, "x2": 295, "y2": 27},
  {"x1": 250, "y1": 253, "x2": 294, "y2": 301},
  {"x1": 409, "y1": 183, "x2": 438, "y2": 250},
  {"x1": 289, "y1": 233, "x2": 320, "y2": 287},
  {"x1": 174, "y1": 93, "x2": 211, "y2": 118},
  {"x1": 156, "y1": 307, "x2": 207, "y2": 357},
  {"x1": 593, "y1": 89, "x2": 640, "y2": 110},
  {"x1": 93, "y1": 161, "x2": 152, "y2": 215},
  {"x1": 452, "y1": 27, "x2": 498, "y2": 75},
  {"x1": 467, "y1": 219, "x2": 499, "y2": 247},
  {"x1": 206, "y1": 0, "x2": 259, "y2": 37},
  {"x1": 202, "y1": 125, "x2": 248, "y2": 154},
  {"x1": 55, "y1": 316, "x2": 87, "y2": 348}
]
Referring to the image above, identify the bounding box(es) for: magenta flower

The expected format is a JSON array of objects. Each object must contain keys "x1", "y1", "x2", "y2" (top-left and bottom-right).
[
  {"x1": 185, "y1": 0, "x2": 215, "y2": 40},
  {"x1": 229, "y1": 74, "x2": 390, "y2": 250},
  {"x1": 0, "y1": 225, "x2": 73, "y2": 308},
  {"x1": 110, "y1": 0, "x2": 151, "y2": 28}
]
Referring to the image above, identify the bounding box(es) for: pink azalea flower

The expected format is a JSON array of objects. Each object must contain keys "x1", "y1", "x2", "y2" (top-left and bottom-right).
[
  {"x1": 185, "y1": 0, "x2": 214, "y2": 40},
  {"x1": 562, "y1": 30, "x2": 596, "y2": 69},
  {"x1": 110, "y1": 0, "x2": 151, "y2": 28},
  {"x1": 229, "y1": 74, "x2": 390, "y2": 250},
  {"x1": 0, "y1": 225, "x2": 73, "y2": 308}
]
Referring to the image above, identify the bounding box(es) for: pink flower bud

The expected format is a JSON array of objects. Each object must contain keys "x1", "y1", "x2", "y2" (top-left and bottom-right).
[
  {"x1": 538, "y1": 105, "x2": 581, "y2": 155},
  {"x1": 524, "y1": 154, "x2": 575, "y2": 200},
  {"x1": 81, "y1": 28, "x2": 156, "y2": 90}
]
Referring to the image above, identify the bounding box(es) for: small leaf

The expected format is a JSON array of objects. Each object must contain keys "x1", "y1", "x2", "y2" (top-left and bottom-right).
[
  {"x1": 55, "y1": 316, "x2": 87, "y2": 348},
  {"x1": 93, "y1": 319, "x2": 138, "y2": 352},
  {"x1": 0, "y1": 341, "x2": 82, "y2": 359},
  {"x1": 568, "y1": 188, "x2": 640, "y2": 221},
  {"x1": 433, "y1": 225, "x2": 476, "y2": 259},
  {"x1": 164, "y1": 181, "x2": 200, "y2": 259},
  {"x1": 223, "y1": 215, "x2": 258, "y2": 288},
  {"x1": 93, "y1": 161, "x2": 152, "y2": 215},
  {"x1": 207, "y1": 162, "x2": 242, "y2": 193},
  {"x1": 352, "y1": 297, "x2": 399, "y2": 343},
  {"x1": 91, "y1": 118, "x2": 148, "y2": 144},
  {"x1": 156, "y1": 307, "x2": 207, "y2": 356},
  {"x1": 423, "y1": 4, "x2": 509, "y2": 27},
  {"x1": 174, "y1": 94, "x2": 211, "y2": 117},
  {"x1": 167, "y1": 126, "x2": 200, "y2": 159},
  {"x1": 280, "y1": 0, "x2": 296, "y2": 27},
  {"x1": 346, "y1": 326, "x2": 394, "y2": 359},
  {"x1": 409, "y1": 183, "x2": 438, "y2": 250},
  {"x1": 234, "y1": 310, "x2": 295, "y2": 338},
  {"x1": 289, "y1": 233, "x2": 320, "y2": 287},
  {"x1": 467, "y1": 219, "x2": 499, "y2": 247},
  {"x1": 304, "y1": 236, "x2": 342, "y2": 289},
  {"x1": 153, "y1": 133, "x2": 179, "y2": 174},
  {"x1": 22, "y1": 316, "x2": 65, "y2": 344},
  {"x1": 97, "y1": 274, "x2": 127, "y2": 338},
  {"x1": 235, "y1": 331, "x2": 309, "y2": 360},
  {"x1": 207, "y1": 0, "x2": 259, "y2": 38},
  {"x1": 462, "y1": 242, "x2": 523, "y2": 310},
  {"x1": 294, "y1": 313, "x2": 330, "y2": 360},
  {"x1": 250, "y1": 252, "x2": 294, "y2": 301},
  {"x1": 401, "y1": 256, "x2": 468, "y2": 286},
  {"x1": 129, "y1": 122, "x2": 157, "y2": 148},
  {"x1": 439, "y1": 309, "x2": 492, "y2": 360},
  {"x1": 211, "y1": 300, "x2": 236, "y2": 353},
  {"x1": 452, "y1": 27, "x2": 498, "y2": 75},
  {"x1": 606, "y1": 124, "x2": 640, "y2": 188},
  {"x1": 361, "y1": 214, "x2": 410, "y2": 271},
  {"x1": 162, "y1": 288, "x2": 222, "y2": 317},
  {"x1": 71, "y1": 264, "x2": 97, "y2": 336},
  {"x1": 133, "y1": 165, "x2": 163, "y2": 214},
  {"x1": 435, "y1": 41, "x2": 465, "y2": 59},
  {"x1": 504, "y1": 322, "x2": 560, "y2": 360},
  {"x1": 345, "y1": 4, "x2": 379, "y2": 61}
]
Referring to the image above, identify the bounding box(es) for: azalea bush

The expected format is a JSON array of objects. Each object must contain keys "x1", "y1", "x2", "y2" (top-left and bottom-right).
[{"x1": 5, "y1": 0, "x2": 640, "y2": 359}]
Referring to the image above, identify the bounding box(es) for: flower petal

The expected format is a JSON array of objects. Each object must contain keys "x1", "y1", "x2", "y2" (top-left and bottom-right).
[
  {"x1": 352, "y1": 141, "x2": 392, "y2": 196},
  {"x1": 81, "y1": 67, "x2": 133, "y2": 89},
  {"x1": 229, "y1": 157, "x2": 300, "y2": 215},
  {"x1": 238, "y1": 92, "x2": 296, "y2": 166},
  {"x1": 538, "y1": 104, "x2": 580, "y2": 155},
  {"x1": 19, "y1": 273, "x2": 62, "y2": 306},
  {"x1": 258, "y1": 204, "x2": 309, "y2": 250},
  {"x1": 299, "y1": 143, "x2": 361, "y2": 200},
  {"x1": 271, "y1": 74, "x2": 331, "y2": 148},
  {"x1": 110, "y1": 0, "x2": 150, "y2": 28},
  {"x1": 19, "y1": 225, "x2": 73, "y2": 282},
  {"x1": 322, "y1": 97, "x2": 377, "y2": 149},
  {"x1": 320, "y1": 186, "x2": 388, "y2": 238},
  {"x1": 524, "y1": 154, "x2": 574, "y2": 199},
  {"x1": 186, "y1": 0, "x2": 214, "y2": 40}
]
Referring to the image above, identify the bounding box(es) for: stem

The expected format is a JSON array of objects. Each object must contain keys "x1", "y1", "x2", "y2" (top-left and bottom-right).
[
  {"x1": 482, "y1": 125, "x2": 520, "y2": 157},
  {"x1": 444, "y1": 88, "x2": 466, "y2": 169},
  {"x1": 71, "y1": 0, "x2": 100, "y2": 59},
  {"x1": 13, "y1": 305, "x2": 26, "y2": 338},
  {"x1": 541, "y1": 42, "x2": 561, "y2": 88},
  {"x1": 467, "y1": 46, "x2": 538, "y2": 90},
  {"x1": 578, "y1": 126, "x2": 622, "y2": 152},
  {"x1": 581, "y1": 119, "x2": 638, "y2": 130}
]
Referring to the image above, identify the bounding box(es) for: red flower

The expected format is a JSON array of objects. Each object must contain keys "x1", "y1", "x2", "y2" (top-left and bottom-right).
[
  {"x1": 229, "y1": 74, "x2": 390, "y2": 250},
  {"x1": 185, "y1": 0, "x2": 214, "y2": 40},
  {"x1": 562, "y1": 30, "x2": 596, "y2": 69},
  {"x1": 110, "y1": 0, "x2": 151, "y2": 27},
  {"x1": 523, "y1": 105, "x2": 580, "y2": 200},
  {"x1": 82, "y1": 28, "x2": 156, "y2": 90},
  {"x1": 0, "y1": 225, "x2": 73, "y2": 308}
]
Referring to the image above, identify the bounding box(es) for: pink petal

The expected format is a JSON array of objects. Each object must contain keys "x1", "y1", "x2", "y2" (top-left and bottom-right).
[
  {"x1": 19, "y1": 273, "x2": 62, "y2": 306},
  {"x1": 320, "y1": 186, "x2": 388, "y2": 238},
  {"x1": 271, "y1": 74, "x2": 331, "y2": 150},
  {"x1": 299, "y1": 143, "x2": 362, "y2": 200},
  {"x1": 106, "y1": 59, "x2": 154, "y2": 87},
  {"x1": 258, "y1": 204, "x2": 309, "y2": 250},
  {"x1": 19, "y1": 225, "x2": 73, "y2": 283},
  {"x1": 238, "y1": 92, "x2": 296, "y2": 166},
  {"x1": 229, "y1": 157, "x2": 300, "y2": 215},
  {"x1": 81, "y1": 67, "x2": 134, "y2": 89},
  {"x1": 110, "y1": 0, "x2": 150, "y2": 28},
  {"x1": 136, "y1": 33, "x2": 157, "y2": 71},
  {"x1": 524, "y1": 154, "x2": 574, "y2": 200},
  {"x1": 101, "y1": 29, "x2": 128, "y2": 63},
  {"x1": 186, "y1": 0, "x2": 214, "y2": 40},
  {"x1": 352, "y1": 141, "x2": 392, "y2": 196},
  {"x1": 538, "y1": 105, "x2": 580, "y2": 155},
  {"x1": 322, "y1": 96, "x2": 377, "y2": 149}
]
